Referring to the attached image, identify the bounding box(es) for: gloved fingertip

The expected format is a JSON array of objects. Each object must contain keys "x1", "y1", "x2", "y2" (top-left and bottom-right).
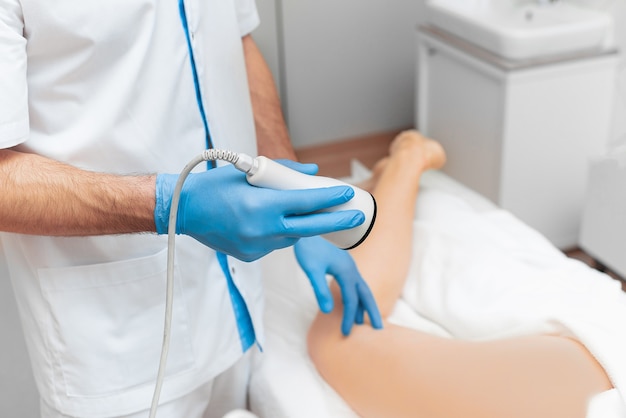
[
  {"x1": 339, "y1": 211, "x2": 365, "y2": 230},
  {"x1": 341, "y1": 316, "x2": 354, "y2": 336},
  {"x1": 276, "y1": 159, "x2": 319, "y2": 175},
  {"x1": 355, "y1": 307, "x2": 364, "y2": 325},
  {"x1": 320, "y1": 299, "x2": 334, "y2": 313},
  {"x1": 351, "y1": 211, "x2": 365, "y2": 226},
  {"x1": 370, "y1": 313, "x2": 384, "y2": 330}
]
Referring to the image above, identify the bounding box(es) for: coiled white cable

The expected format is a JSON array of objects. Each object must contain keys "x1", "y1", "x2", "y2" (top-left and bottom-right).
[{"x1": 149, "y1": 150, "x2": 257, "y2": 418}]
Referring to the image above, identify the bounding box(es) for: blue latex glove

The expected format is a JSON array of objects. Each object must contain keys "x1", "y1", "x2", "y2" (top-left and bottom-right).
[
  {"x1": 294, "y1": 236, "x2": 383, "y2": 336},
  {"x1": 154, "y1": 161, "x2": 365, "y2": 262}
]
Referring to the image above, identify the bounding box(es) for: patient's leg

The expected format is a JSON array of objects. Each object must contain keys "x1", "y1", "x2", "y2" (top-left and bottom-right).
[
  {"x1": 307, "y1": 130, "x2": 611, "y2": 418},
  {"x1": 351, "y1": 129, "x2": 446, "y2": 317}
]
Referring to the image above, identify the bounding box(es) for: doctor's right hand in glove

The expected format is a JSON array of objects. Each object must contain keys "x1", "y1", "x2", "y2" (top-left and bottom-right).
[{"x1": 154, "y1": 162, "x2": 365, "y2": 262}]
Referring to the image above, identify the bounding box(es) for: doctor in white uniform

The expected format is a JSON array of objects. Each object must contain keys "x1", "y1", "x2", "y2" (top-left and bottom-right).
[{"x1": 0, "y1": 1, "x2": 381, "y2": 417}]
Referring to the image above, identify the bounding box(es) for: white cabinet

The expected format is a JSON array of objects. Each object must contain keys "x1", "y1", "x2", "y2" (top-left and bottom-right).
[
  {"x1": 418, "y1": 27, "x2": 619, "y2": 249},
  {"x1": 580, "y1": 151, "x2": 626, "y2": 278}
]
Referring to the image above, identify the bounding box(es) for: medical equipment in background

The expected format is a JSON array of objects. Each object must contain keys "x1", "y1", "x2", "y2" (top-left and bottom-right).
[
  {"x1": 579, "y1": 148, "x2": 626, "y2": 279},
  {"x1": 417, "y1": 0, "x2": 619, "y2": 249},
  {"x1": 149, "y1": 149, "x2": 376, "y2": 417}
]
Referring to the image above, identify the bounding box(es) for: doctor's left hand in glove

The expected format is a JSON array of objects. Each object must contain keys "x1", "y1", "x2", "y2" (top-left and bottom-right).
[
  {"x1": 0, "y1": 2, "x2": 380, "y2": 417},
  {"x1": 295, "y1": 236, "x2": 384, "y2": 336}
]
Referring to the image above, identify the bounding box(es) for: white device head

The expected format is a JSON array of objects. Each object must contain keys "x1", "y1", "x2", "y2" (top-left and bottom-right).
[{"x1": 246, "y1": 156, "x2": 376, "y2": 249}]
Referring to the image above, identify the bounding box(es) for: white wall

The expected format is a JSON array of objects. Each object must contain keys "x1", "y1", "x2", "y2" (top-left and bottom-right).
[
  {"x1": 256, "y1": 0, "x2": 427, "y2": 148},
  {"x1": 605, "y1": 1, "x2": 626, "y2": 148},
  {"x1": 569, "y1": 0, "x2": 626, "y2": 148},
  {"x1": 253, "y1": 0, "x2": 283, "y2": 98}
]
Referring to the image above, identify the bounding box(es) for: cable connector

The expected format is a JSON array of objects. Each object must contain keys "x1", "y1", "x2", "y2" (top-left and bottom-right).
[
  {"x1": 233, "y1": 153, "x2": 259, "y2": 175},
  {"x1": 200, "y1": 149, "x2": 259, "y2": 175}
]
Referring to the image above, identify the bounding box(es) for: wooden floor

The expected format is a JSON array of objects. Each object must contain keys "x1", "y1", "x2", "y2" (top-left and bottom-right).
[
  {"x1": 295, "y1": 130, "x2": 402, "y2": 178},
  {"x1": 296, "y1": 131, "x2": 626, "y2": 291}
]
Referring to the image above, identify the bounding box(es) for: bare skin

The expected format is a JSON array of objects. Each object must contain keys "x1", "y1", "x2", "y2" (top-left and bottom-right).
[
  {"x1": 0, "y1": 148, "x2": 156, "y2": 235},
  {"x1": 0, "y1": 35, "x2": 296, "y2": 237},
  {"x1": 307, "y1": 130, "x2": 612, "y2": 418},
  {"x1": 243, "y1": 35, "x2": 296, "y2": 161}
]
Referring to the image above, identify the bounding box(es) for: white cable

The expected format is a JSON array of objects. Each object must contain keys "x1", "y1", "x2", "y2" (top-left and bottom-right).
[{"x1": 149, "y1": 150, "x2": 255, "y2": 418}]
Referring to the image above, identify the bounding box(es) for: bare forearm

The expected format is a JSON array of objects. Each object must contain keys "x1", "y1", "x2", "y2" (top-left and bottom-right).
[
  {"x1": 242, "y1": 34, "x2": 297, "y2": 160},
  {"x1": 0, "y1": 149, "x2": 156, "y2": 236}
]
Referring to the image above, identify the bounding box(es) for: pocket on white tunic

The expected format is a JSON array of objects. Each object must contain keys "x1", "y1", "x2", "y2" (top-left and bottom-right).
[{"x1": 38, "y1": 248, "x2": 195, "y2": 398}]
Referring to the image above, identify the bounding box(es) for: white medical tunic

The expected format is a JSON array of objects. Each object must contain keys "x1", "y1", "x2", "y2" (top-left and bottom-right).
[{"x1": 0, "y1": 0, "x2": 264, "y2": 416}]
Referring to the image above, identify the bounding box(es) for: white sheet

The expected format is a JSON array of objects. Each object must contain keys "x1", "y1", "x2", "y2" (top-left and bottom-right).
[{"x1": 249, "y1": 167, "x2": 626, "y2": 418}]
